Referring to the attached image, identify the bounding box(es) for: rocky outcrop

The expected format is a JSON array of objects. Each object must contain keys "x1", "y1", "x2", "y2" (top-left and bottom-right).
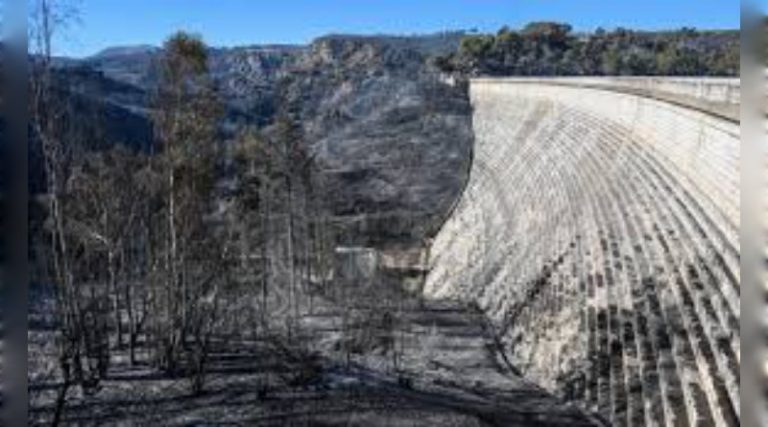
[{"x1": 425, "y1": 78, "x2": 740, "y2": 426}]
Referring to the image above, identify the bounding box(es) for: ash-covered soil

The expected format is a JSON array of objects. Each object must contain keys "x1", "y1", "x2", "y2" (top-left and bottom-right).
[{"x1": 29, "y1": 284, "x2": 600, "y2": 426}]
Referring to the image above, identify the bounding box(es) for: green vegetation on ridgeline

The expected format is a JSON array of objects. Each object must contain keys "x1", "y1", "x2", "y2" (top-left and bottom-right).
[{"x1": 433, "y1": 22, "x2": 739, "y2": 77}]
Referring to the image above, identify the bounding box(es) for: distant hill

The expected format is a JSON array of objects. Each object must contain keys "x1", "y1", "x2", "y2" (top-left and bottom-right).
[
  {"x1": 90, "y1": 44, "x2": 160, "y2": 59},
  {"x1": 32, "y1": 31, "x2": 474, "y2": 246},
  {"x1": 47, "y1": 30, "x2": 469, "y2": 141},
  {"x1": 81, "y1": 45, "x2": 162, "y2": 88}
]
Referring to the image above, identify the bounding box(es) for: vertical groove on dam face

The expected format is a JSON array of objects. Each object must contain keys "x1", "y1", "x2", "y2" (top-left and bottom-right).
[{"x1": 425, "y1": 78, "x2": 740, "y2": 426}]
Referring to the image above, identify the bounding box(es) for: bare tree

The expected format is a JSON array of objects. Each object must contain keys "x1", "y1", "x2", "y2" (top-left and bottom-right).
[
  {"x1": 28, "y1": 1, "x2": 87, "y2": 423},
  {"x1": 149, "y1": 31, "x2": 224, "y2": 392},
  {"x1": 233, "y1": 128, "x2": 273, "y2": 332},
  {"x1": 65, "y1": 146, "x2": 150, "y2": 363}
]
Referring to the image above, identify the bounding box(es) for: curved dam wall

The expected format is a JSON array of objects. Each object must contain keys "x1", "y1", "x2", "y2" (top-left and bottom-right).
[{"x1": 424, "y1": 77, "x2": 740, "y2": 426}]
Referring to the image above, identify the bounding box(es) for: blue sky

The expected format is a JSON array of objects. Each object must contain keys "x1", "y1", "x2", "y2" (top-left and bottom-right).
[{"x1": 57, "y1": 0, "x2": 740, "y2": 58}]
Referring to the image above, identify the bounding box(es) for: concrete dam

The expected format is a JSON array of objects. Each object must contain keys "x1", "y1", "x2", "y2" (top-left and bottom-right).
[{"x1": 424, "y1": 78, "x2": 740, "y2": 426}]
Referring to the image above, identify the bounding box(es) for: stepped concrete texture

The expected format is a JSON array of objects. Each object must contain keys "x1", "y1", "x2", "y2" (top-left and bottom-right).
[{"x1": 424, "y1": 77, "x2": 740, "y2": 426}]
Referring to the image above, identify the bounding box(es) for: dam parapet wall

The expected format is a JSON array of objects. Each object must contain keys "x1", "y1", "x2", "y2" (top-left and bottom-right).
[
  {"x1": 425, "y1": 77, "x2": 740, "y2": 426},
  {"x1": 472, "y1": 77, "x2": 740, "y2": 121}
]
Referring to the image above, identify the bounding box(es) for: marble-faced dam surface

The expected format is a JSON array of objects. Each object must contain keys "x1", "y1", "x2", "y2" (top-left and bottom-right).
[{"x1": 424, "y1": 78, "x2": 740, "y2": 426}]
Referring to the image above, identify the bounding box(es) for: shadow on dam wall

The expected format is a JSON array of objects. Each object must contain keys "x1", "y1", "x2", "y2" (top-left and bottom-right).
[{"x1": 424, "y1": 77, "x2": 740, "y2": 426}]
